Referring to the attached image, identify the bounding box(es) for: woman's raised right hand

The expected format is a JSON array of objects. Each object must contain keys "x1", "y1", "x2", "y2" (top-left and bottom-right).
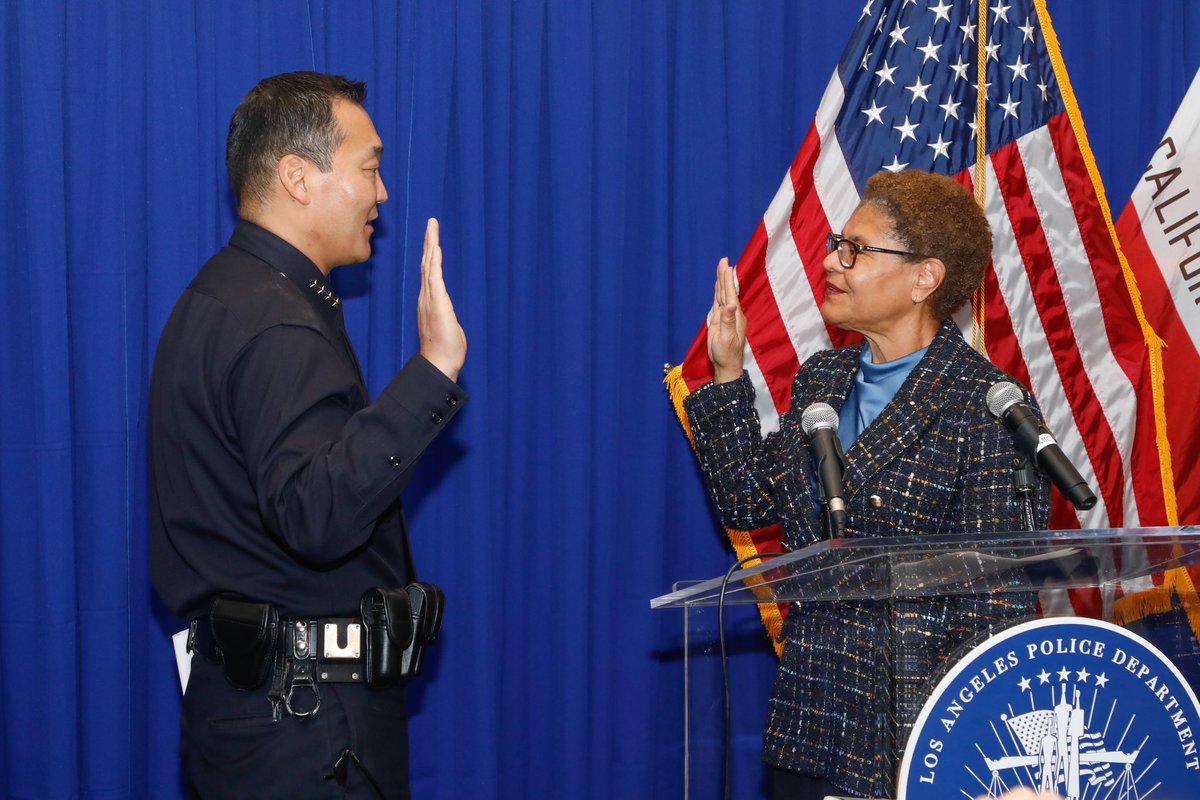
[{"x1": 707, "y1": 257, "x2": 748, "y2": 384}]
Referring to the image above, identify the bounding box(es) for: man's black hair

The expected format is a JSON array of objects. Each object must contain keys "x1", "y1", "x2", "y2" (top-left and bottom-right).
[{"x1": 226, "y1": 71, "x2": 367, "y2": 208}]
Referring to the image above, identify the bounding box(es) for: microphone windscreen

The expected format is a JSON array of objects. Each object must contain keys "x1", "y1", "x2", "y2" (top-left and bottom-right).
[
  {"x1": 985, "y1": 381, "x2": 1025, "y2": 418},
  {"x1": 801, "y1": 402, "x2": 839, "y2": 436}
]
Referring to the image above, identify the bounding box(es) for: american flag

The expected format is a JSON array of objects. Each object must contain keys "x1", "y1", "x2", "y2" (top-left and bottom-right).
[{"x1": 667, "y1": 0, "x2": 1175, "y2": 642}]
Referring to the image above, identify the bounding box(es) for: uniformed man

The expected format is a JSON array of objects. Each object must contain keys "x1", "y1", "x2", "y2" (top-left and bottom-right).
[{"x1": 149, "y1": 71, "x2": 467, "y2": 798}]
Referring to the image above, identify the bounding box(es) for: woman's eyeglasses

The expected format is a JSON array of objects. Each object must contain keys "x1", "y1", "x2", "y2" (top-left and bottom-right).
[{"x1": 826, "y1": 232, "x2": 921, "y2": 269}]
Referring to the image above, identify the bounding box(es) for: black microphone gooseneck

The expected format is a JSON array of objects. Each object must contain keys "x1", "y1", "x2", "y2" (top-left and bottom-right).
[
  {"x1": 1010, "y1": 452, "x2": 1040, "y2": 532},
  {"x1": 801, "y1": 402, "x2": 848, "y2": 538},
  {"x1": 986, "y1": 382, "x2": 1098, "y2": 512}
]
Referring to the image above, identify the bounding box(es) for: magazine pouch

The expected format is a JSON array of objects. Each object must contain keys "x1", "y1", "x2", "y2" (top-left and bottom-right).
[{"x1": 360, "y1": 587, "x2": 414, "y2": 688}]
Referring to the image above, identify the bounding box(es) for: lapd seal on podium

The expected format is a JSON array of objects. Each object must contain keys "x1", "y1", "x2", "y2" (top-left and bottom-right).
[{"x1": 898, "y1": 617, "x2": 1200, "y2": 800}]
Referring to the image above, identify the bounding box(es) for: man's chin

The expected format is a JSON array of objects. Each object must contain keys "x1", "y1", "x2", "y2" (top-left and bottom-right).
[{"x1": 329, "y1": 249, "x2": 373, "y2": 270}]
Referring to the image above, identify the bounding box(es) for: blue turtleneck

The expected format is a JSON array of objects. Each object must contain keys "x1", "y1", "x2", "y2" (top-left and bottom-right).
[{"x1": 837, "y1": 343, "x2": 928, "y2": 451}]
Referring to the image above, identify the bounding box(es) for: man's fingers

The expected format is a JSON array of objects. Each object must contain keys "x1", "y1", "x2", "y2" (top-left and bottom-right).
[
  {"x1": 421, "y1": 218, "x2": 439, "y2": 276},
  {"x1": 421, "y1": 218, "x2": 447, "y2": 296}
]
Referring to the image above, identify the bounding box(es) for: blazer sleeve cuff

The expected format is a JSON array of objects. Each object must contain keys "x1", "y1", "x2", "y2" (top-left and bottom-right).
[{"x1": 683, "y1": 371, "x2": 756, "y2": 426}]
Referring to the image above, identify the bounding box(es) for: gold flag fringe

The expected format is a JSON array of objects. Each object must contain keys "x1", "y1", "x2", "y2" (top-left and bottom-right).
[
  {"x1": 1114, "y1": 567, "x2": 1200, "y2": 646},
  {"x1": 664, "y1": 364, "x2": 696, "y2": 447}
]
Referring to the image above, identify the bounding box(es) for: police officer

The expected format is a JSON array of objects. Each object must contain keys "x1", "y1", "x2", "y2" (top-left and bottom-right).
[{"x1": 149, "y1": 71, "x2": 467, "y2": 798}]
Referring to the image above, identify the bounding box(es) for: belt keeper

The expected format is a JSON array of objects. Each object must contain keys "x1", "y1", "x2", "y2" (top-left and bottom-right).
[
  {"x1": 268, "y1": 647, "x2": 288, "y2": 721},
  {"x1": 292, "y1": 619, "x2": 312, "y2": 661}
]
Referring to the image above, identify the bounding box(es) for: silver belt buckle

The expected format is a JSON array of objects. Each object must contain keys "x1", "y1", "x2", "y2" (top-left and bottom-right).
[
  {"x1": 313, "y1": 617, "x2": 364, "y2": 682},
  {"x1": 322, "y1": 621, "x2": 361, "y2": 659}
]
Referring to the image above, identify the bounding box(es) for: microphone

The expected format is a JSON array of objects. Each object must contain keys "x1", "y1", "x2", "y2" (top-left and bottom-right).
[
  {"x1": 800, "y1": 402, "x2": 848, "y2": 537},
  {"x1": 985, "y1": 382, "x2": 1097, "y2": 511}
]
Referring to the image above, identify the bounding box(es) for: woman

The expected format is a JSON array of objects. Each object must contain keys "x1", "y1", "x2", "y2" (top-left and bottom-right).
[{"x1": 684, "y1": 170, "x2": 1050, "y2": 799}]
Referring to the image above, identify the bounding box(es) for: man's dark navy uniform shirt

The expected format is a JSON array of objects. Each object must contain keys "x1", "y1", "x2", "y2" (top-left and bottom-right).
[{"x1": 149, "y1": 220, "x2": 465, "y2": 620}]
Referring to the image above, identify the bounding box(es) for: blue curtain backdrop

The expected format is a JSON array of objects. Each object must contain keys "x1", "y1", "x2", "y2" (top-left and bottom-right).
[{"x1": 1, "y1": 1, "x2": 1198, "y2": 797}]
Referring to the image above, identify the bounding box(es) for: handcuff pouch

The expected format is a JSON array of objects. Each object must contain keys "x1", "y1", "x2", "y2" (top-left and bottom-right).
[{"x1": 209, "y1": 596, "x2": 279, "y2": 691}]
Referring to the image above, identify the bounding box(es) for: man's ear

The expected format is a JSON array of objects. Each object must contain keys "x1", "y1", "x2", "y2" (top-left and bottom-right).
[
  {"x1": 912, "y1": 257, "x2": 946, "y2": 304},
  {"x1": 277, "y1": 155, "x2": 310, "y2": 205}
]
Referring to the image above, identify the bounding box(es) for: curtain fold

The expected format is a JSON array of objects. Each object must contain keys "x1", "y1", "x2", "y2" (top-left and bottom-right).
[{"x1": 1, "y1": 1, "x2": 1198, "y2": 797}]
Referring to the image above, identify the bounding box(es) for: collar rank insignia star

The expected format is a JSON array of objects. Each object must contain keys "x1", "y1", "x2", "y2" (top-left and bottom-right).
[{"x1": 308, "y1": 278, "x2": 341, "y2": 308}]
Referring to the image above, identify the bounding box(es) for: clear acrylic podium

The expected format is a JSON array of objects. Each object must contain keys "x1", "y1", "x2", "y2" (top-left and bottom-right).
[{"x1": 651, "y1": 527, "x2": 1200, "y2": 799}]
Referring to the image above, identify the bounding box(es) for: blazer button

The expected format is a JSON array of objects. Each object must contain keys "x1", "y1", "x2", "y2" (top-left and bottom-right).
[
  {"x1": 868, "y1": 494, "x2": 884, "y2": 509},
  {"x1": 445, "y1": 394, "x2": 458, "y2": 407},
  {"x1": 388, "y1": 456, "x2": 401, "y2": 468},
  {"x1": 431, "y1": 411, "x2": 445, "y2": 424}
]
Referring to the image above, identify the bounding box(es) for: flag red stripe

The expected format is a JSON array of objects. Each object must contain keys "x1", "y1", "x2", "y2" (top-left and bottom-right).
[
  {"x1": 735, "y1": 222, "x2": 802, "y2": 413},
  {"x1": 1047, "y1": 116, "x2": 1148, "y2": 385},
  {"x1": 960, "y1": 165, "x2": 1038, "y2": 392},
  {"x1": 979, "y1": 267, "x2": 1034, "y2": 393},
  {"x1": 788, "y1": 129, "x2": 857, "y2": 351},
  {"x1": 679, "y1": 326, "x2": 713, "y2": 393}
]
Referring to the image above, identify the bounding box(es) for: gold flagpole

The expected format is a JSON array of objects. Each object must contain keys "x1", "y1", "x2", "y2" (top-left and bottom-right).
[{"x1": 971, "y1": 0, "x2": 989, "y2": 354}]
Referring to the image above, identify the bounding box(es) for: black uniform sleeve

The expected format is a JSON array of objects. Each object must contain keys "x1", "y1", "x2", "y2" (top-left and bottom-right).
[{"x1": 224, "y1": 324, "x2": 467, "y2": 564}]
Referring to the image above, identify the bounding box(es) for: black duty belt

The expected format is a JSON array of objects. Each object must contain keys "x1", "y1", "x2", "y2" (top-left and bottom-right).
[
  {"x1": 187, "y1": 585, "x2": 445, "y2": 719},
  {"x1": 191, "y1": 615, "x2": 368, "y2": 681},
  {"x1": 189, "y1": 613, "x2": 364, "y2": 719}
]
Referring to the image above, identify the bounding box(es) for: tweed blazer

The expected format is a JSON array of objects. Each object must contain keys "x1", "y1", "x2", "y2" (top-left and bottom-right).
[{"x1": 685, "y1": 320, "x2": 1050, "y2": 798}]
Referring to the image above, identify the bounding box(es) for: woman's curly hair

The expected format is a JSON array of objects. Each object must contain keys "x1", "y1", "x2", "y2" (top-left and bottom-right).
[{"x1": 860, "y1": 170, "x2": 992, "y2": 321}]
